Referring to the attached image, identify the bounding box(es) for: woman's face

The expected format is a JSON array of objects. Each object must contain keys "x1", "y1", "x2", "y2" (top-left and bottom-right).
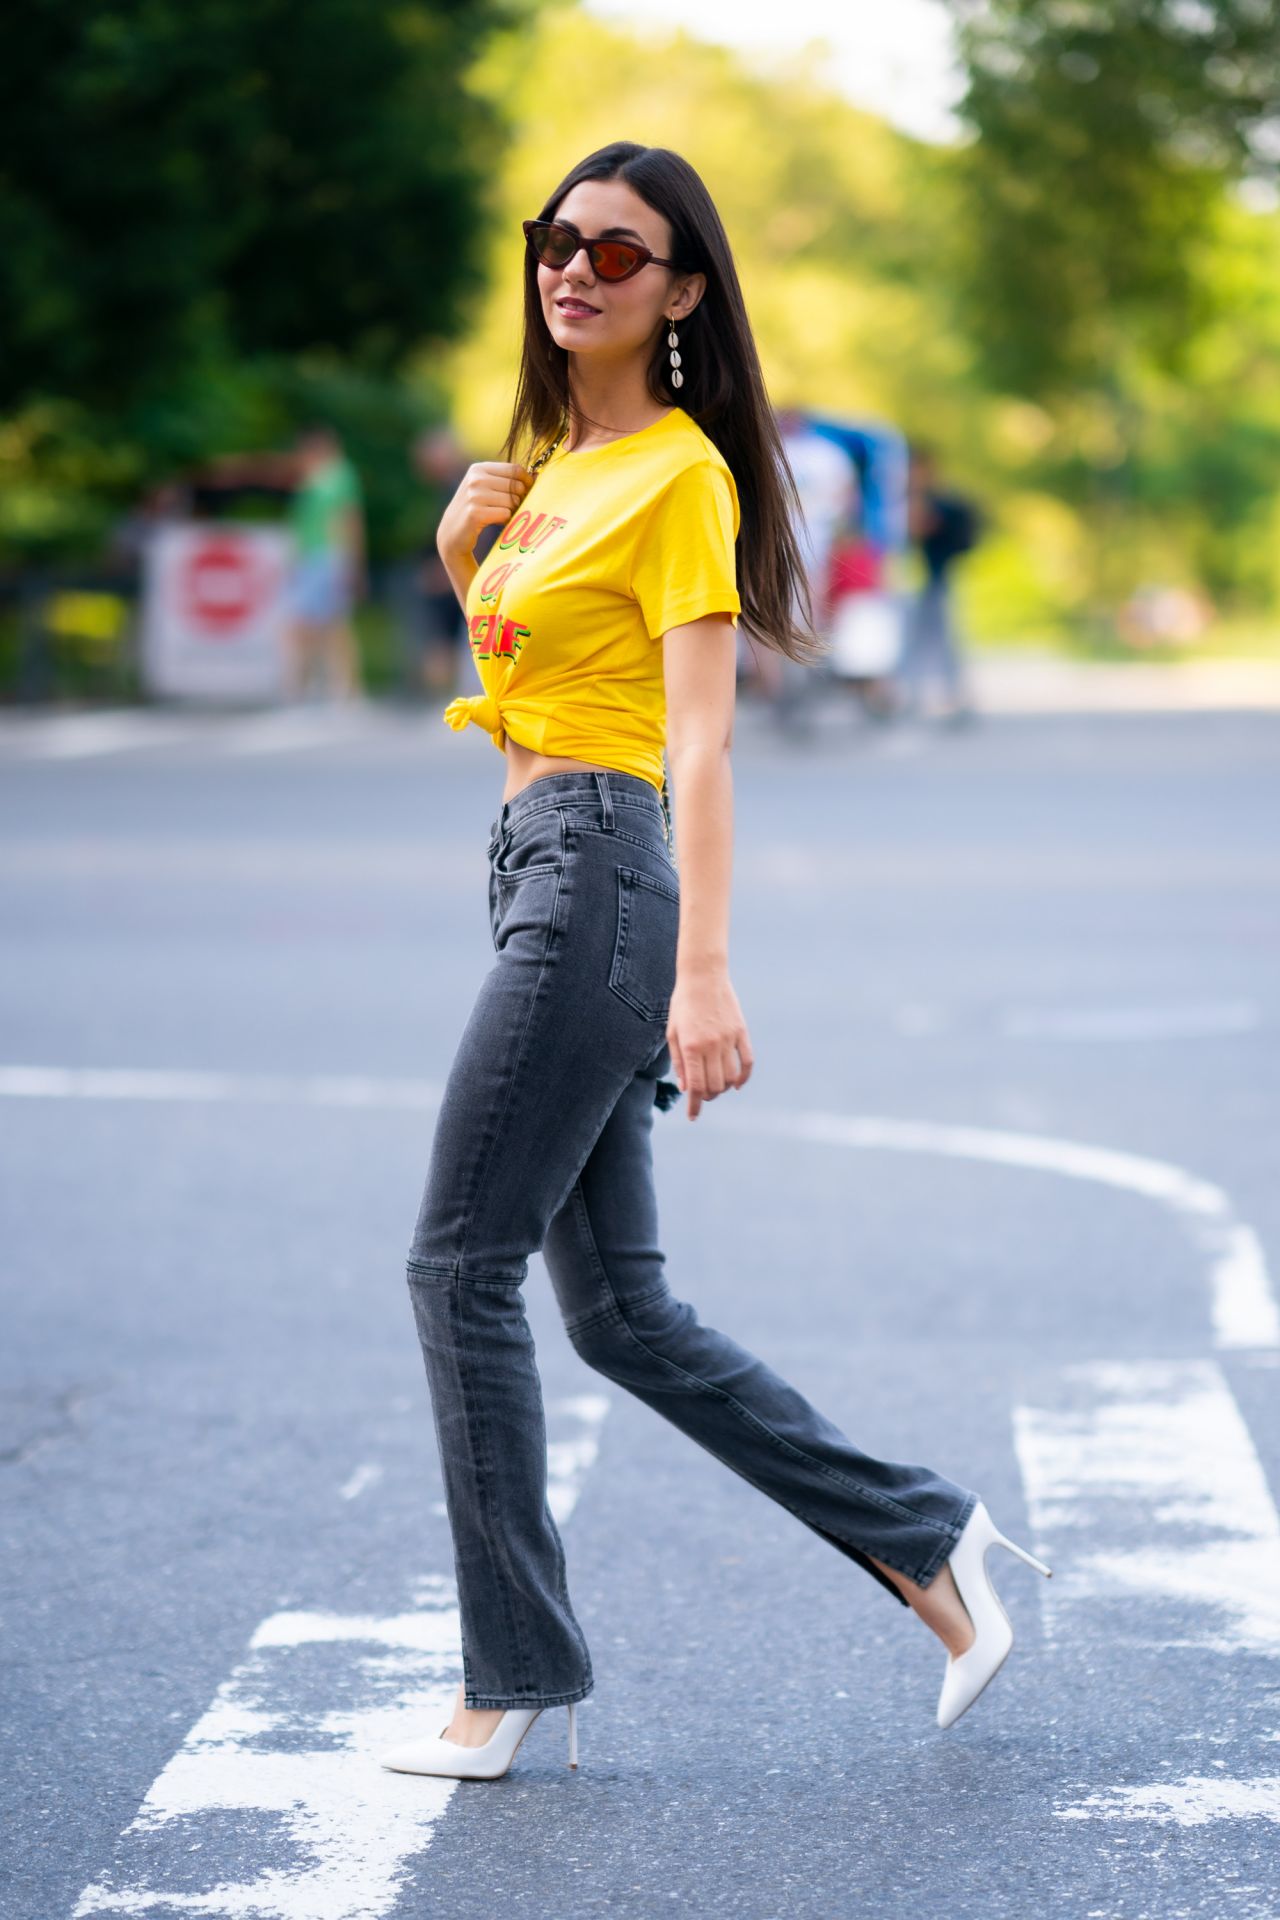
[{"x1": 537, "y1": 178, "x2": 703, "y2": 364}]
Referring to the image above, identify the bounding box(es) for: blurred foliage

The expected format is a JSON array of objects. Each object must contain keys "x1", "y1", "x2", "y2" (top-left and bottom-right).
[
  {"x1": 0, "y1": 358, "x2": 450, "y2": 567},
  {"x1": 439, "y1": 13, "x2": 982, "y2": 462},
  {"x1": 0, "y1": 0, "x2": 532, "y2": 565},
  {"x1": 3, "y1": 0, "x2": 1280, "y2": 650},
  {"x1": 944, "y1": 0, "x2": 1280, "y2": 638},
  {"x1": 0, "y1": 0, "x2": 531, "y2": 402},
  {"x1": 947, "y1": 0, "x2": 1280, "y2": 394},
  {"x1": 441, "y1": 4, "x2": 1280, "y2": 647}
]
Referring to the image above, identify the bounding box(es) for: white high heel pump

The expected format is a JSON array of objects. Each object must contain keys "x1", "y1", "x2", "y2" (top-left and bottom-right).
[
  {"x1": 379, "y1": 1698, "x2": 579, "y2": 1781},
  {"x1": 936, "y1": 1499, "x2": 1052, "y2": 1730}
]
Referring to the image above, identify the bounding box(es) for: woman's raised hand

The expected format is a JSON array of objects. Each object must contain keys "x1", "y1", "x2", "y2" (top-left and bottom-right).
[{"x1": 437, "y1": 461, "x2": 535, "y2": 562}]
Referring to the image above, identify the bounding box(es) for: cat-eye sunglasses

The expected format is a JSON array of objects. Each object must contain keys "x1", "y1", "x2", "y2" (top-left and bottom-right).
[{"x1": 522, "y1": 217, "x2": 683, "y2": 284}]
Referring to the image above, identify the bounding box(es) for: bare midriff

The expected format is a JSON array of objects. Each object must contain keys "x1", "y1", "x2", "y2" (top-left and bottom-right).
[{"x1": 500, "y1": 733, "x2": 623, "y2": 803}]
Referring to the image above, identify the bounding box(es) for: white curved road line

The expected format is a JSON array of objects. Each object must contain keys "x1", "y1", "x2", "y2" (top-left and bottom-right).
[
  {"x1": 720, "y1": 1106, "x2": 1279, "y2": 1352},
  {"x1": 25, "y1": 1062, "x2": 1276, "y2": 1889},
  {"x1": 3, "y1": 1065, "x2": 1275, "y2": 1349}
]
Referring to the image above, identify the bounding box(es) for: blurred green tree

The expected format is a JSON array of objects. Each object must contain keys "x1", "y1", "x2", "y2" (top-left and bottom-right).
[
  {"x1": 946, "y1": 0, "x2": 1280, "y2": 393},
  {"x1": 943, "y1": 0, "x2": 1280, "y2": 630},
  {"x1": 0, "y1": 0, "x2": 523, "y2": 406},
  {"x1": 0, "y1": 0, "x2": 532, "y2": 567}
]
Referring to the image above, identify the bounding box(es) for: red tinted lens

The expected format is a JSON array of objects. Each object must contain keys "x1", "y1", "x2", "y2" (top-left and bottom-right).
[{"x1": 591, "y1": 240, "x2": 643, "y2": 279}]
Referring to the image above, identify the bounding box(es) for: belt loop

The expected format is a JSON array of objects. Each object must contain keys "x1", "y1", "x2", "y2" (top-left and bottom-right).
[{"x1": 594, "y1": 771, "x2": 614, "y2": 831}]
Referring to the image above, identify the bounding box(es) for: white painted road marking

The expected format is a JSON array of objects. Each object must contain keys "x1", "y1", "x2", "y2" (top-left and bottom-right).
[
  {"x1": 1013, "y1": 1360, "x2": 1280, "y2": 1660},
  {"x1": 216, "y1": 710, "x2": 382, "y2": 756},
  {"x1": 338, "y1": 1463, "x2": 383, "y2": 1502},
  {"x1": 1055, "y1": 1775, "x2": 1280, "y2": 1826},
  {"x1": 74, "y1": 1396, "x2": 609, "y2": 1920},
  {"x1": 0, "y1": 706, "x2": 394, "y2": 762},
  {"x1": 893, "y1": 1002, "x2": 949, "y2": 1037},
  {"x1": 19, "y1": 1066, "x2": 1278, "y2": 1881},
  {"x1": 0, "y1": 1065, "x2": 445, "y2": 1109},
  {"x1": 3, "y1": 711, "x2": 205, "y2": 760},
  {"x1": 1002, "y1": 1001, "x2": 1261, "y2": 1041},
  {"x1": 544, "y1": 1394, "x2": 611, "y2": 1521},
  {"x1": 3, "y1": 1067, "x2": 1276, "y2": 1349},
  {"x1": 891, "y1": 1001, "x2": 1265, "y2": 1043},
  {"x1": 76, "y1": 1579, "x2": 463, "y2": 1920},
  {"x1": 720, "y1": 1107, "x2": 1280, "y2": 1352},
  {"x1": 1021, "y1": 1360, "x2": 1280, "y2": 1831}
]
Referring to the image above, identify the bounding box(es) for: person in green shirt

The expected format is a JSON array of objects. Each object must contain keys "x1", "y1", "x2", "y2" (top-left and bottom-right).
[{"x1": 286, "y1": 424, "x2": 366, "y2": 701}]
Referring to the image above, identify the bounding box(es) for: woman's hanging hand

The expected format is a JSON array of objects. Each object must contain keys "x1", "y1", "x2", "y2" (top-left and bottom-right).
[{"x1": 666, "y1": 965, "x2": 754, "y2": 1121}]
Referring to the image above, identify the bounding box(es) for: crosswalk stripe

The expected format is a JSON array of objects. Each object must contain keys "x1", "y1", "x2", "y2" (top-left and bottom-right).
[
  {"x1": 73, "y1": 1395, "x2": 609, "y2": 1920},
  {"x1": 1015, "y1": 1360, "x2": 1280, "y2": 1830},
  {"x1": 1054, "y1": 1774, "x2": 1280, "y2": 1826},
  {"x1": 1013, "y1": 1359, "x2": 1280, "y2": 1659}
]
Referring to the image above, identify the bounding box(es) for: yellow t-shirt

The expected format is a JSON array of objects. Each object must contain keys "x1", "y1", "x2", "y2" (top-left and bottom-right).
[{"x1": 442, "y1": 406, "x2": 741, "y2": 792}]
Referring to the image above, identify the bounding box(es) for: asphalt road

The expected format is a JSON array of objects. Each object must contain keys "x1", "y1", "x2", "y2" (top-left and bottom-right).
[{"x1": 2, "y1": 695, "x2": 1278, "y2": 1920}]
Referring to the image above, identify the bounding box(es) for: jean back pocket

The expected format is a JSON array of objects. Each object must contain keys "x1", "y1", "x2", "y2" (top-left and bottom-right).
[{"x1": 609, "y1": 866, "x2": 680, "y2": 1023}]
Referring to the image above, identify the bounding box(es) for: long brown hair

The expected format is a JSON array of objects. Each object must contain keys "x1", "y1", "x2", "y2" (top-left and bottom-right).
[{"x1": 502, "y1": 141, "x2": 824, "y2": 666}]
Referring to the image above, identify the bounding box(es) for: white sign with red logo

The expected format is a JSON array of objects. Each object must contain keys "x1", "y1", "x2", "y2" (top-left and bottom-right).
[{"x1": 141, "y1": 524, "x2": 294, "y2": 701}]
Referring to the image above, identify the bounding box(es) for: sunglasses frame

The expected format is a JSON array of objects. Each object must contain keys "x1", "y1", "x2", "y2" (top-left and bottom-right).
[{"x1": 522, "y1": 217, "x2": 682, "y2": 284}]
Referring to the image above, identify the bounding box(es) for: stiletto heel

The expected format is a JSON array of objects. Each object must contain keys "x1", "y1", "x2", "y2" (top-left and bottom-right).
[
  {"x1": 936, "y1": 1499, "x2": 1053, "y2": 1731},
  {"x1": 380, "y1": 1698, "x2": 583, "y2": 1781},
  {"x1": 994, "y1": 1530, "x2": 1053, "y2": 1580}
]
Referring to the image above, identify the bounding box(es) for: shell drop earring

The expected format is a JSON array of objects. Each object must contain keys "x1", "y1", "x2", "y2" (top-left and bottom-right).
[{"x1": 667, "y1": 315, "x2": 683, "y2": 389}]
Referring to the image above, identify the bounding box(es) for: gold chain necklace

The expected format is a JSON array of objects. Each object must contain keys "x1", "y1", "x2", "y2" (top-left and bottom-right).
[
  {"x1": 529, "y1": 411, "x2": 664, "y2": 471},
  {"x1": 528, "y1": 424, "x2": 570, "y2": 475}
]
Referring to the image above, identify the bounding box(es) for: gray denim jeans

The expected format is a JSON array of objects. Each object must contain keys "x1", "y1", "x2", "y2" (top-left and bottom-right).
[{"x1": 405, "y1": 768, "x2": 978, "y2": 1709}]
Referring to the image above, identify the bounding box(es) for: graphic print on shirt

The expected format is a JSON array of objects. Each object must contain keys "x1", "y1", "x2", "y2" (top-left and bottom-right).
[{"x1": 468, "y1": 507, "x2": 568, "y2": 661}]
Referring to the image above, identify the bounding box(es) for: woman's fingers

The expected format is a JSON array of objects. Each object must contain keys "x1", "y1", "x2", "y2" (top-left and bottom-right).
[
  {"x1": 472, "y1": 482, "x2": 529, "y2": 517},
  {"x1": 668, "y1": 1017, "x2": 755, "y2": 1121},
  {"x1": 683, "y1": 1046, "x2": 706, "y2": 1121},
  {"x1": 472, "y1": 460, "x2": 533, "y2": 488},
  {"x1": 439, "y1": 461, "x2": 534, "y2": 557},
  {"x1": 464, "y1": 463, "x2": 533, "y2": 529},
  {"x1": 479, "y1": 462, "x2": 533, "y2": 499}
]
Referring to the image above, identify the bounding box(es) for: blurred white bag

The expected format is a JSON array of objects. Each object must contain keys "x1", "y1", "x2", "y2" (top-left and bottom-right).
[{"x1": 829, "y1": 591, "x2": 902, "y2": 678}]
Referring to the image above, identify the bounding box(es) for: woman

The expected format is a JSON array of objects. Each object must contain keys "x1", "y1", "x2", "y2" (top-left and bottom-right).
[{"x1": 380, "y1": 142, "x2": 1050, "y2": 1784}]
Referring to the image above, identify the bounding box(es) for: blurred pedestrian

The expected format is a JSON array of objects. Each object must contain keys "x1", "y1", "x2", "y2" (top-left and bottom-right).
[
  {"x1": 285, "y1": 423, "x2": 366, "y2": 703},
  {"x1": 897, "y1": 443, "x2": 981, "y2": 723},
  {"x1": 764, "y1": 407, "x2": 856, "y2": 727},
  {"x1": 826, "y1": 514, "x2": 900, "y2": 721},
  {"x1": 378, "y1": 139, "x2": 1049, "y2": 1789}
]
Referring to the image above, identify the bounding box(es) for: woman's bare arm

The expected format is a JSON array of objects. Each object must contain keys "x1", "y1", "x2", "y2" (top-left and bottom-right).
[{"x1": 662, "y1": 614, "x2": 754, "y2": 1119}]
